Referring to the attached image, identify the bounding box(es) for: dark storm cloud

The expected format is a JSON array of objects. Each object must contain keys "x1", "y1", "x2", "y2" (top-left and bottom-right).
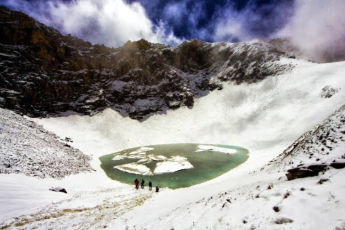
[{"x1": 128, "y1": 0, "x2": 294, "y2": 42}]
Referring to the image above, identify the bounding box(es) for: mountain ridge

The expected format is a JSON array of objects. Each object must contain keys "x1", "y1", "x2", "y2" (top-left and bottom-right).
[{"x1": 0, "y1": 6, "x2": 294, "y2": 120}]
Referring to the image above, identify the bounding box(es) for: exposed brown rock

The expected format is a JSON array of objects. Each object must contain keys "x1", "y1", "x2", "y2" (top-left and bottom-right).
[
  {"x1": 307, "y1": 164, "x2": 328, "y2": 171},
  {"x1": 286, "y1": 162, "x2": 343, "y2": 181},
  {"x1": 286, "y1": 167, "x2": 319, "y2": 180}
]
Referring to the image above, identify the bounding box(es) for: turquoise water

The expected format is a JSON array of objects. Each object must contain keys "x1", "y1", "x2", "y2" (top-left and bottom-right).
[{"x1": 99, "y1": 143, "x2": 248, "y2": 189}]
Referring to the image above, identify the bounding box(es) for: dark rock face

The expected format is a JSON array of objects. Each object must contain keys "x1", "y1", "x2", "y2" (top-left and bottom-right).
[
  {"x1": 330, "y1": 162, "x2": 345, "y2": 169},
  {"x1": 307, "y1": 164, "x2": 328, "y2": 171},
  {"x1": 286, "y1": 164, "x2": 329, "y2": 180},
  {"x1": 49, "y1": 187, "x2": 67, "y2": 194},
  {"x1": 286, "y1": 162, "x2": 345, "y2": 180},
  {"x1": 286, "y1": 167, "x2": 320, "y2": 180},
  {"x1": 0, "y1": 6, "x2": 293, "y2": 120}
]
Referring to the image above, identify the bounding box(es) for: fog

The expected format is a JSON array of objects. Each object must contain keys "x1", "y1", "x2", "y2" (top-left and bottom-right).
[{"x1": 279, "y1": 0, "x2": 345, "y2": 62}]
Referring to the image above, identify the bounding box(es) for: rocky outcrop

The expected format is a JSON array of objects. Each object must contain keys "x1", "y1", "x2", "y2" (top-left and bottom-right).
[
  {"x1": 285, "y1": 161, "x2": 345, "y2": 180},
  {"x1": 262, "y1": 103, "x2": 345, "y2": 180},
  {"x1": 0, "y1": 6, "x2": 293, "y2": 120},
  {"x1": 49, "y1": 187, "x2": 67, "y2": 194},
  {"x1": 330, "y1": 161, "x2": 345, "y2": 169},
  {"x1": 285, "y1": 164, "x2": 327, "y2": 180},
  {"x1": 321, "y1": 86, "x2": 340, "y2": 98}
]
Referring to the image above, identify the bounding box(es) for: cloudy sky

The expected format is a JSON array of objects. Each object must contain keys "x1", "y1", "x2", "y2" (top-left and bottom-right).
[{"x1": 0, "y1": 0, "x2": 345, "y2": 61}]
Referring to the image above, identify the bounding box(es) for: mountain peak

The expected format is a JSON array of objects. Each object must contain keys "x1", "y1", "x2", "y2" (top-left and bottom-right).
[{"x1": 0, "y1": 7, "x2": 294, "y2": 120}]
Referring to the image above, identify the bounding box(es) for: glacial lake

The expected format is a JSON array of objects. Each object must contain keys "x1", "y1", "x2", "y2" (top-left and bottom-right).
[{"x1": 99, "y1": 143, "x2": 248, "y2": 189}]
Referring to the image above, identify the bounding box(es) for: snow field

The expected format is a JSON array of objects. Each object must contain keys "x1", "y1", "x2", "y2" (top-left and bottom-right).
[{"x1": 1, "y1": 58, "x2": 345, "y2": 229}]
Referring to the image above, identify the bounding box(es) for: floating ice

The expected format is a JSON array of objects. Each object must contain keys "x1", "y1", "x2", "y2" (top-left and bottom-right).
[
  {"x1": 137, "y1": 158, "x2": 152, "y2": 164},
  {"x1": 114, "y1": 163, "x2": 153, "y2": 175},
  {"x1": 128, "y1": 147, "x2": 154, "y2": 155},
  {"x1": 195, "y1": 145, "x2": 237, "y2": 154},
  {"x1": 114, "y1": 156, "x2": 193, "y2": 175},
  {"x1": 112, "y1": 155, "x2": 126, "y2": 161},
  {"x1": 127, "y1": 154, "x2": 147, "y2": 160},
  {"x1": 154, "y1": 156, "x2": 194, "y2": 174},
  {"x1": 111, "y1": 145, "x2": 237, "y2": 176},
  {"x1": 124, "y1": 147, "x2": 154, "y2": 159},
  {"x1": 148, "y1": 155, "x2": 167, "y2": 161}
]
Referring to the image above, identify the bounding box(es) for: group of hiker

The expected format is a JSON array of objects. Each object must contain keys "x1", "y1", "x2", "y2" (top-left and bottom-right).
[{"x1": 134, "y1": 178, "x2": 159, "y2": 192}]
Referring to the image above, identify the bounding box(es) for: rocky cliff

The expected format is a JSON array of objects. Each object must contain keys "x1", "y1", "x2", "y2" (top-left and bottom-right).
[{"x1": 0, "y1": 6, "x2": 293, "y2": 120}]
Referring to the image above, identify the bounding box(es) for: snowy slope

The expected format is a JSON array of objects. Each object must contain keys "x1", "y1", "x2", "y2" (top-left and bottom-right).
[
  {"x1": 0, "y1": 108, "x2": 92, "y2": 178},
  {"x1": 1, "y1": 58, "x2": 345, "y2": 229},
  {"x1": 114, "y1": 105, "x2": 345, "y2": 230}
]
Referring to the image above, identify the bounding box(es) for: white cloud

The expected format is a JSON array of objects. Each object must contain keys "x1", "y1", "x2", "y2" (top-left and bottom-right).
[
  {"x1": 163, "y1": 1, "x2": 187, "y2": 25},
  {"x1": 153, "y1": 20, "x2": 184, "y2": 45},
  {"x1": 213, "y1": 14, "x2": 250, "y2": 42},
  {"x1": 4, "y1": 0, "x2": 181, "y2": 47},
  {"x1": 278, "y1": 0, "x2": 345, "y2": 62},
  {"x1": 213, "y1": 5, "x2": 253, "y2": 42}
]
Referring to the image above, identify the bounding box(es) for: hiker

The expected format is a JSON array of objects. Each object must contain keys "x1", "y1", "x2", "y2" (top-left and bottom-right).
[
  {"x1": 134, "y1": 178, "x2": 139, "y2": 189},
  {"x1": 141, "y1": 179, "x2": 145, "y2": 189},
  {"x1": 149, "y1": 181, "x2": 152, "y2": 190},
  {"x1": 156, "y1": 186, "x2": 159, "y2": 192}
]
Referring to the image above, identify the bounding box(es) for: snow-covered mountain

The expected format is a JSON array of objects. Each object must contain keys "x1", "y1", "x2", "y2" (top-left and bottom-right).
[
  {"x1": 0, "y1": 6, "x2": 345, "y2": 230},
  {"x1": 0, "y1": 6, "x2": 293, "y2": 120}
]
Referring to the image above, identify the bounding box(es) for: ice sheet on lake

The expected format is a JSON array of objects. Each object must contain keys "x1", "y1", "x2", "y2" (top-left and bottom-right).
[
  {"x1": 128, "y1": 147, "x2": 154, "y2": 155},
  {"x1": 195, "y1": 145, "x2": 237, "y2": 154},
  {"x1": 112, "y1": 155, "x2": 126, "y2": 161},
  {"x1": 114, "y1": 163, "x2": 153, "y2": 175},
  {"x1": 137, "y1": 158, "x2": 152, "y2": 164},
  {"x1": 113, "y1": 147, "x2": 154, "y2": 161},
  {"x1": 148, "y1": 155, "x2": 167, "y2": 161},
  {"x1": 154, "y1": 156, "x2": 193, "y2": 174},
  {"x1": 127, "y1": 154, "x2": 147, "y2": 160},
  {"x1": 115, "y1": 156, "x2": 193, "y2": 175}
]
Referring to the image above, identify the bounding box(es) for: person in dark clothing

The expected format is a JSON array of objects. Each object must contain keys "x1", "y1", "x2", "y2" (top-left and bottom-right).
[
  {"x1": 148, "y1": 181, "x2": 152, "y2": 190},
  {"x1": 141, "y1": 179, "x2": 145, "y2": 189},
  {"x1": 134, "y1": 179, "x2": 139, "y2": 189},
  {"x1": 156, "y1": 186, "x2": 159, "y2": 192}
]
